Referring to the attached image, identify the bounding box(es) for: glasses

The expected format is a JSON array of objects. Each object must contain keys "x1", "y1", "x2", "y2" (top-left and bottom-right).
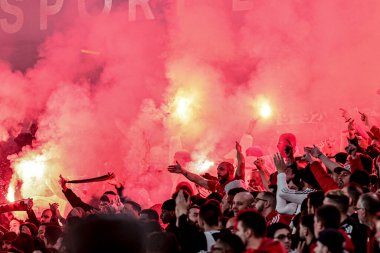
[
  {"x1": 354, "y1": 206, "x2": 365, "y2": 211},
  {"x1": 275, "y1": 234, "x2": 292, "y2": 240},
  {"x1": 254, "y1": 198, "x2": 268, "y2": 203}
]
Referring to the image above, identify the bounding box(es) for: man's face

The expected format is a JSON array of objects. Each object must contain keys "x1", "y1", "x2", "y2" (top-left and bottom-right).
[
  {"x1": 337, "y1": 170, "x2": 350, "y2": 188},
  {"x1": 9, "y1": 220, "x2": 20, "y2": 234},
  {"x1": 235, "y1": 221, "x2": 249, "y2": 245},
  {"x1": 217, "y1": 164, "x2": 229, "y2": 184},
  {"x1": 314, "y1": 241, "x2": 328, "y2": 253},
  {"x1": 160, "y1": 209, "x2": 174, "y2": 224},
  {"x1": 41, "y1": 210, "x2": 53, "y2": 224},
  {"x1": 375, "y1": 220, "x2": 380, "y2": 247},
  {"x1": 226, "y1": 217, "x2": 237, "y2": 233},
  {"x1": 21, "y1": 226, "x2": 31, "y2": 236},
  {"x1": 139, "y1": 213, "x2": 150, "y2": 222},
  {"x1": 299, "y1": 224, "x2": 307, "y2": 239},
  {"x1": 232, "y1": 193, "x2": 251, "y2": 216},
  {"x1": 188, "y1": 207, "x2": 200, "y2": 225},
  {"x1": 313, "y1": 216, "x2": 322, "y2": 239},
  {"x1": 37, "y1": 225, "x2": 46, "y2": 241},
  {"x1": 273, "y1": 228, "x2": 291, "y2": 251},
  {"x1": 356, "y1": 199, "x2": 367, "y2": 224},
  {"x1": 254, "y1": 193, "x2": 267, "y2": 214}
]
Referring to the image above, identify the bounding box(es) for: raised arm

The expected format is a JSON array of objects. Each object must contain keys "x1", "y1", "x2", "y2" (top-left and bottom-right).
[
  {"x1": 307, "y1": 145, "x2": 340, "y2": 173},
  {"x1": 234, "y1": 141, "x2": 245, "y2": 181},
  {"x1": 254, "y1": 158, "x2": 270, "y2": 191},
  {"x1": 59, "y1": 175, "x2": 94, "y2": 212},
  {"x1": 168, "y1": 161, "x2": 210, "y2": 190}
]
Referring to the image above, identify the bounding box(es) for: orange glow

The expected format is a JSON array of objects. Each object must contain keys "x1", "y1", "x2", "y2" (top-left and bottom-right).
[
  {"x1": 6, "y1": 184, "x2": 15, "y2": 202},
  {"x1": 14, "y1": 154, "x2": 47, "y2": 180},
  {"x1": 252, "y1": 95, "x2": 273, "y2": 119},
  {"x1": 171, "y1": 90, "x2": 198, "y2": 124}
]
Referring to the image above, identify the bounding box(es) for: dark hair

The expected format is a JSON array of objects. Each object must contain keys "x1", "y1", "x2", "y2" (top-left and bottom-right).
[
  {"x1": 261, "y1": 191, "x2": 276, "y2": 208},
  {"x1": 140, "y1": 209, "x2": 159, "y2": 221},
  {"x1": 300, "y1": 165, "x2": 321, "y2": 190},
  {"x1": 266, "y1": 222, "x2": 290, "y2": 238},
  {"x1": 308, "y1": 191, "x2": 325, "y2": 211},
  {"x1": 216, "y1": 232, "x2": 245, "y2": 253},
  {"x1": 162, "y1": 199, "x2": 176, "y2": 211},
  {"x1": 227, "y1": 188, "x2": 247, "y2": 196},
  {"x1": 345, "y1": 184, "x2": 363, "y2": 207},
  {"x1": 45, "y1": 225, "x2": 62, "y2": 246},
  {"x1": 147, "y1": 232, "x2": 180, "y2": 253},
  {"x1": 316, "y1": 205, "x2": 340, "y2": 229},
  {"x1": 199, "y1": 202, "x2": 221, "y2": 227},
  {"x1": 237, "y1": 210, "x2": 266, "y2": 238},
  {"x1": 207, "y1": 192, "x2": 223, "y2": 203},
  {"x1": 325, "y1": 190, "x2": 349, "y2": 214},
  {"x1": 300, "y1": 214, "x2": 315, "y2": 237},
  {"x1": 350, "y1": 170, "x2": 370, "y2": 187},
  {"x1": 250, "y1": 191, "x2": 260, "y2": 199}
]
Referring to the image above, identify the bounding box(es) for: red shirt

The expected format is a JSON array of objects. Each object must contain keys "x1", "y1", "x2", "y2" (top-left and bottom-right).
[
  {"x1": 266, "y1": 210, "x2": 293, "y2": 226},
  {"x1": 207, "y1": 180, "x2": 229, "y2": 195},
  {"x1": 244, "y1": 238, "x2": 287, "y2": 253}
]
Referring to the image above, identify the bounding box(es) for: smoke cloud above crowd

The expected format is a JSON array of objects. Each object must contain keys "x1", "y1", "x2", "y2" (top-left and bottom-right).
[{"x1": 0, "y1": 0, "x2": 379, "y2": 208}]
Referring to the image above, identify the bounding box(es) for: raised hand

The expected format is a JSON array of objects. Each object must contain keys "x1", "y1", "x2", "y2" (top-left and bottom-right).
[
  {"x1": 22, "y1": 198, "x2": 33, "y2": 210},
  {"x1": 107, "y1": 177, "x2": 122, "y2": 188},
  {"x1": 308, "y1": 145, "x2": 323, "y2": 158},
  {"x1": 273, "y1": 153, "x2": 287, "y2": 173},
  {"x1": 168, "y1": 161, "x2": 183, "y2": 174},
  {"x1": 254, "y1": 158, "x2": 265, "y2": 170},
  {"x1": 302, "y1": 148, "x2": 314, "y2": 163},
  {"x1": 175, "y1": 190, "x2": 190, "y2": 218},
  {"x1": 339, "y1": 108, "x2": 351, "y2": 121},
  {"x1": 359, "y1": 111, "x2": 370, "y2": 127},
  {"x1": 59, "y1": 175, "x2": 68, "y2": 191},
  {"x1": 235, "y1": 141, "x2": 242, "y2": 153}
]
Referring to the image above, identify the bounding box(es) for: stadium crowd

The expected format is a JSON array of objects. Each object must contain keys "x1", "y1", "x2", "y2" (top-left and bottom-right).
[{"x1": 0, "y1": 110, "x2": 379, "y2": 253}]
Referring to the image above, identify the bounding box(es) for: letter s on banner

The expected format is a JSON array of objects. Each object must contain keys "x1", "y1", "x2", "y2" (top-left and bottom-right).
[
  {"x1": 0, "y1": 0, "x2": 24, "y2": 34},
  {"x1": 40, "y1": 0, "x2": 64, "y2": 30}
]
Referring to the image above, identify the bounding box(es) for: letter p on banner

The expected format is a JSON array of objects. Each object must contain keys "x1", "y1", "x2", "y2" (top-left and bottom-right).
[{"x1": 40, "y1": 0, "x2": 64, "y2": 30}]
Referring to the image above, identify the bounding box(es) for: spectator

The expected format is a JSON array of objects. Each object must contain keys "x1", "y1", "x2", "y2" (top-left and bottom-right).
[
  {"x1": 315, "y1": 229, "x2": 345, "y2": 253},
  {"x1": 267, "y1": 222, "x2": 292, "y2": 252},
  {"x1": 235, "y1": 210, "x2": 286, "y2": 252}
]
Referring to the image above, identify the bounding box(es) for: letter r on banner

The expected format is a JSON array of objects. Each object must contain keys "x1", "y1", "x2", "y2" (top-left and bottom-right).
[
  {"x1": 129, "y1": 0, "x2": 154, "y2": 21},
  {"x1": 40, "y1": 0, "x2": 64, "y2": 30}
]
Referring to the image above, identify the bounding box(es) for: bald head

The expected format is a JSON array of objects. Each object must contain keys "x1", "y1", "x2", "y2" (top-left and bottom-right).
[{"x1": 232, "y1": 192, "x2": 254, "y2": 216}]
